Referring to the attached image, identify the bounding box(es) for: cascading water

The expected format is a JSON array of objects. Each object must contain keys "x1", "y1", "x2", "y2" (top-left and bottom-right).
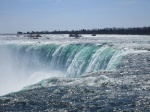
[
  {"x1": 1, "y1": 35, "x2": 150, "y2": 111},
  {"x1": 0, "y1": 43, "x2": 128, "y2": 95}
]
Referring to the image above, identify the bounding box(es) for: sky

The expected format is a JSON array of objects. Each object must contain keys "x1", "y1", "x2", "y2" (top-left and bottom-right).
[{"x1": 0, "y1": 0, "x2": 150, "y2": 34}]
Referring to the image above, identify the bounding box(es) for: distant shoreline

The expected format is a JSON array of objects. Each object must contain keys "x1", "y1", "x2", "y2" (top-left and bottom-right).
[
  {"x1": 17, "y1": 26, "x2": 150, "y2": 35},
  {"x1": 0, "y1": 34, "x2": 150, "y2": 36},
  {"x1": 0, "y1": 26, "x2": 150, "y2": 35}
]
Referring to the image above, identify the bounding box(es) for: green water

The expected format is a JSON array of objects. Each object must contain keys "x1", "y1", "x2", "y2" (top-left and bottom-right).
[{"x1": 0, "y1": 43, "x2": 125, "y2": 77}]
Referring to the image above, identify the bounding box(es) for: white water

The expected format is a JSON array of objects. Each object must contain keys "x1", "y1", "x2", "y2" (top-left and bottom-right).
[{"x1": 0, "y1": 34, "x2": 150, "y2": 96}]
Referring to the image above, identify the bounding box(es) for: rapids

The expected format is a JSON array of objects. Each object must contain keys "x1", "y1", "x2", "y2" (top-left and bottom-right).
[
  {"x1": 0, "y1": 34, "x2": 150, "y2": 111},
  {"x1": 0, "y1": 34, "x2": 149, "y2": 94}
]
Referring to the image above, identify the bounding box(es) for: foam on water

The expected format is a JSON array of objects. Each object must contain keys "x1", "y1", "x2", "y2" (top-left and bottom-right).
[
  {"x1": 0, "y1": 34, "x2": 150, "y2": 95},
  {"x1": 22, "y1": 75, "x2": 116, "y2": 91}
]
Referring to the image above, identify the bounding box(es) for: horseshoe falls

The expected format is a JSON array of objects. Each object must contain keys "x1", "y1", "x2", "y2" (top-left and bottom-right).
[
  {"x1": 0, "y1": 43, "x2": 122, "y2": 94},
  {"x1": 0, "y1": 35, "x2": 150, "y2": 111}
]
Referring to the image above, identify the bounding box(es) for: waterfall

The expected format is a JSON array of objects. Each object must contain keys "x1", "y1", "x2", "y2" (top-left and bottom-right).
[
  {"x1": 0, "y1": 43, "x2": 125, "y2": 77},
  {"x1": 0, "y1": 43, "x2": 130, "y2": 95}
]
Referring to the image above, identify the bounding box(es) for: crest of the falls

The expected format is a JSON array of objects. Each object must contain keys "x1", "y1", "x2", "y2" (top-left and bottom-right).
[
  {"x1": 0, "y1": 43, "x2": 127, "y2": 77},
  {"x1": 0, "y1": 43, "x2": 132, "y2": 95}
]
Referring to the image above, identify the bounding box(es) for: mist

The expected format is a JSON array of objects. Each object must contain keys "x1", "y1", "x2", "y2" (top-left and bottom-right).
[{"x1": 0, "y1": 45, "x2": 64, "y2": 96}]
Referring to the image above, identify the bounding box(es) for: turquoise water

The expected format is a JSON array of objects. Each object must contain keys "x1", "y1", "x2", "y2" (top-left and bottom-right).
[{"x1": 0, "y1": 43, "x2": 124, "y2": 77}]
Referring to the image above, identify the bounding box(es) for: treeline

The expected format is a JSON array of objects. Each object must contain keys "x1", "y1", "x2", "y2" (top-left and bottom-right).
[{"x1": 18, "y1": 27, "x2": 150, "y2": 35}]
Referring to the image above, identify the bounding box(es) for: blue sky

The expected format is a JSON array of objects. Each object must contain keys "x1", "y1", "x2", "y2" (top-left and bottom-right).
[{"x1": 0, "y1": 0, "x2": 150, "y2": 33}]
